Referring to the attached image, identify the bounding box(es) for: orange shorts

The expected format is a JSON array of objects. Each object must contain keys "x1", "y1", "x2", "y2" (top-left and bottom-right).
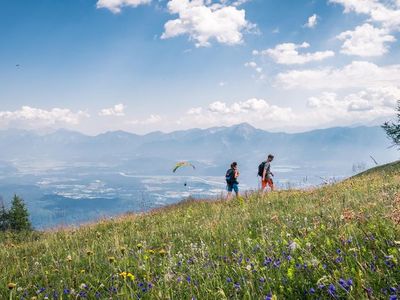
[{"x1": 262, "y1": 178, "x2": 274, "y2": 190}]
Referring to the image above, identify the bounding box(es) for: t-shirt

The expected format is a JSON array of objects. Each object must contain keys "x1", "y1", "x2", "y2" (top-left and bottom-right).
[{"x1": 264, "y1": 162, "x2": 272, "y2": 179}]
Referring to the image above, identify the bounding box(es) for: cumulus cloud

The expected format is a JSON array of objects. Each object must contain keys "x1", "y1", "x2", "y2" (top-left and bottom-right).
[
  {"x1": 304, "y1": 14, "x2": 318, "y2": 28},
  {"x1": 181, "y1": 98, "x2": 294, "y2": 127},
  {"x1": 0, "y1": 106, "x2": 89, "y2": 129},
  {"x1": 276, "y1": 61, "x2": 400, "y2": 90},
  {"x1": 99, "y1": 104, "x2": 126, "y2": 117},
  {"x1": 96, "y1": 0, "x2": 151, "y2": 13},
  {"x1": 307, "y1": 86, "x2": 399, "y2": 123},
  {"x1": 161, "y1": 0, "x2": 253, "y2": 47},
  {"x1": 260, "y1": 42, "x2": 334, "y2": 65},
  {"x1": 337, "y1": 23, "x2": 396, "y2": 57},
  {"x1": 329, "y1": 0, "x2": 400, "y2": 30}
]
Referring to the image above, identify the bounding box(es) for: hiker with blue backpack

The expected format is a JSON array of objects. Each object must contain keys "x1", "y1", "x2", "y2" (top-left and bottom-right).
[
  {"x1": 226, "y1": 162, "x2": 240, "y2": 199},
  {"x1": 258, "y1": 154, "x2": 275, "y2": 192}
]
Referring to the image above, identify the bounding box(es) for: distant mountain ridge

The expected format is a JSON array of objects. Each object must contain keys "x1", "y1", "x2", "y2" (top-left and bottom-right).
[{"x1": 0, "y1": 123, "x2": 397, "y2": 179}]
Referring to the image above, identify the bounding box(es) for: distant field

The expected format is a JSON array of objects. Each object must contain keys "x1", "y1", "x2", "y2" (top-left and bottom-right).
[{"x1": 1, "y1": 161, "x2": 399, "y2": 299}]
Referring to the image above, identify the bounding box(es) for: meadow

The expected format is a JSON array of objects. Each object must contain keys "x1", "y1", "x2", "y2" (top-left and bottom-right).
[{"x1": 1, "y1": 161, "x2": 399, "y2": 299}]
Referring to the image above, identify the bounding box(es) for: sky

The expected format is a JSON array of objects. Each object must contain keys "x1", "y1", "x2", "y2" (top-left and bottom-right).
[{"x1": 0, "y1": 0, "x2": 399, "y2": 135}]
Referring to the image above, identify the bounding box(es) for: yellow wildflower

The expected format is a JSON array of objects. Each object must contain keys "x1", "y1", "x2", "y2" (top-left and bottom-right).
[
  {"x1": 108, "y1": 256, "x2": 116, "y2": 263},
  {"x1": 7, "y1": 283, "x2": 16, "y2": 290}
]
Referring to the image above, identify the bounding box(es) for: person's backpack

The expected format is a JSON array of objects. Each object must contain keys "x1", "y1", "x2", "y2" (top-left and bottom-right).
[
  {"x1": 258, "y1": 161, "x2": 266, "y2": 177},
  {"x1": 225, "y1": 168, "x2": 235, "y2": 185}
]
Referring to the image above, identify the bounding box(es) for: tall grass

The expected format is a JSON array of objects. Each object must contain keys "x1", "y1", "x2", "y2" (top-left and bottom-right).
[{"x1": 1, "y1": 162, "x2": 399, "y2": 299}]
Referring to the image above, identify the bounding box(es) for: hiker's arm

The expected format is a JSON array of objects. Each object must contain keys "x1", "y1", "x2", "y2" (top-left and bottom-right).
[{"x1": 262, "y1": 169, "x2": 266, "y2": 180}]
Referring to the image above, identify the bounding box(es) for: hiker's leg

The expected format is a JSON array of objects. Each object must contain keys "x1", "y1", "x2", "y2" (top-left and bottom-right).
[
  {"x1": 268, "y1": 179, "x2": 274, "y2": 191},
  {"x1": 227, "y1": 185, "x2": 233, "y2": 200},
  {"x1": 261, "y1": 180, "x2": 267, "y2": 193},
  {"x1": 233, "y1": 184, "x2": 239, "y2": 198}
]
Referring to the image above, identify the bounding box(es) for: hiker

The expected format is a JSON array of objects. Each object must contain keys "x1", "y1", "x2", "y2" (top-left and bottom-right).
[
  {"x1": 226, "y1": 162, "x2": 240, "y2": 199},
  {"x1": 259, "y1": 154, "x2": 274, "y2": 192}
]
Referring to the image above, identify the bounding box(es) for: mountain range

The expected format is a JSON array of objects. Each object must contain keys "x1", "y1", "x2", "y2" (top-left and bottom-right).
[{"x1": 0, "y1": 123, "x2": 397, "y2": 179}]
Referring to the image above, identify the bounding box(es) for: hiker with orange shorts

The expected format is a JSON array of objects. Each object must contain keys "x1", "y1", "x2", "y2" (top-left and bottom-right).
[{"x1": 260, "y1": 154, "x2": 274, "y2": 192}]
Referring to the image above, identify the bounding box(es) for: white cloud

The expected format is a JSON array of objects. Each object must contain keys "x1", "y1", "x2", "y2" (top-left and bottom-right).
[
  {"x1": 99, "y1": 104, "x2": 126, "y2": 117},
  {"x1": 304, "y1": 14, "x2": 318, "y2": 28},
  {"x1": 244, "y1": 61, "x2": 262, "y2": 73},
  {"x1": 181, "y1": 98, "x2": 294, "y2": 127},
  {"x1": 262, "y1": 42, "x2": 335, "y2": 65},
  {"x1": 329, "y1": 0, "x2": 400, "y2": 30},
  {"x1": 161, "y1": 0, "x2": 253, "y2": 47},
  {"x1": 337, "y1": 23, "x2": 396, "y2": 57},
  {"x1": 0, "y1": 106, "x2": 89, "y2": 129},
  {"x1": 96, "y1": 0, "x2": 151, "y2": 13},
  {"x1": 129, "y1": 114, "x2": 162, "y2": 125},
  {"x1": 179, "y1": 88, "x2": 399, "y2": 130},
  {"x1": 276, "y1": 61, "x2": 400, "y2": 90},
  {"x1": 307, "y1": 86, "x2": 399, "y2": 122}
]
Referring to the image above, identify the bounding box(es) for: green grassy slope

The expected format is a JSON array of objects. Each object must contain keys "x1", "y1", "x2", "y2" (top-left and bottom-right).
[{"x1": 1, "y1": 162, "x2": 399, "y2": 299}]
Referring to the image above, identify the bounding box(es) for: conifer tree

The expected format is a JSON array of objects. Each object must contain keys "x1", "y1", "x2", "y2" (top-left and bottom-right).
[
  {"x1": 0, "y1": 200, "x2": 9, "y2": 231},
  {"x1": 382, "y1": 101, "x2": 400, "y2": 148},
  {"x1": 8, "y1": 195, "x2": 32, "y2": 231}
]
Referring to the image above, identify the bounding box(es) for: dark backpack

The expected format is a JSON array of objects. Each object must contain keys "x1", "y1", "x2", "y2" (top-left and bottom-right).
[
  {"x1": 258, "y1": 161, "x2": 266, "y2": 177},
  {"x1": 225, "y1": 168, "x2": 235, "y2": 185}
]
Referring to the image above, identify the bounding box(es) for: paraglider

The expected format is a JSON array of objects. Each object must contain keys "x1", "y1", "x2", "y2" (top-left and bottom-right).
[
  {"x1": 173, "y1": 161, "x2": 196, "y2": 173},
  {"x1": 173, "y1": 161, "x2": 196, "y2": 187}
]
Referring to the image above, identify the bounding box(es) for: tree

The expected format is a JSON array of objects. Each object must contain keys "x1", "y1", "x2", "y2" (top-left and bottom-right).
[
  {"x1": 0, "y1": 200, "x2": 9, "y2": 231},
  {"x1": 8, "y1": 195, "x2": 32, "y2": 231},
  {"x1": 382, "y1": 101, "x2": 400, "y2": 148}
]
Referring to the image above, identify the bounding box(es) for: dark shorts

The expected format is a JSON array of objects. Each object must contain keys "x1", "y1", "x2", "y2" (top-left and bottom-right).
[{"x1": 227, "y1": 183, "x2": 239, "y2": 193}]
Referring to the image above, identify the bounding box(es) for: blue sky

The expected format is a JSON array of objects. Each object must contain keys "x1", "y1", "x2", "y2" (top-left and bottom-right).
[{"x1": 0, "y1": 0, "x2": 399, "y2": 134}]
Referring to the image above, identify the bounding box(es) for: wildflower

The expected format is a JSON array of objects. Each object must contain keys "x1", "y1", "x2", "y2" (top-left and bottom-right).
[
  {"x1": 7, "y1": 283, "x2": 16, "y2": 290},
  {"x1": 66, "y1": 255, "x2": 72, "y2": 262},
  {"x1": 309, "y1": 288, "x2": 315, "y2": 294},
  {"x1": 158, "y1": 249, "x2": 167, "y2": 255},
  {"x1": 328, "y1": 284, "x2": 336, "y2": 296},
  {"x1": 80, "y1": 269, "x2": 86, "y2": 273},
  {"x1": 289, "y1": 241, "x2": 298, "y2": 251},
  {"x1": 287, "y1": 266, "x2": 295, "y2": 280},
  {"x1": 108, "y1": 256, "x2": 116, "y2": 263},
  {"x1": 226, "y1": 277, "x2": 232, "y2": 283},
  {"x1": 127, "y1": 273, "x2": 135, "y2": 281},
  {"x1": 63, "y1": 289, "x2": 70, "y2": 295},
  {"x1": 137, "y1": 243, "x2": 143, "y2": 249},
  {"x1": 389, "y1": 295, "x2": 397, "y2": 300},
  {"x1": 86, "y1": 250, "x2": 93, "y2": 256},
  {"x1": 246, "y1": 264, "x2": 252, "y2": 271},
  {"x1": 80, "y1": 283, "x2": 88, "y2": 290}
]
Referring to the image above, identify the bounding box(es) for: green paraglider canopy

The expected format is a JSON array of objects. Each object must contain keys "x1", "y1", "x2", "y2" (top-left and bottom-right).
[{"x1": 173, "y1": 161, "x2": 196, "y2": 173}]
